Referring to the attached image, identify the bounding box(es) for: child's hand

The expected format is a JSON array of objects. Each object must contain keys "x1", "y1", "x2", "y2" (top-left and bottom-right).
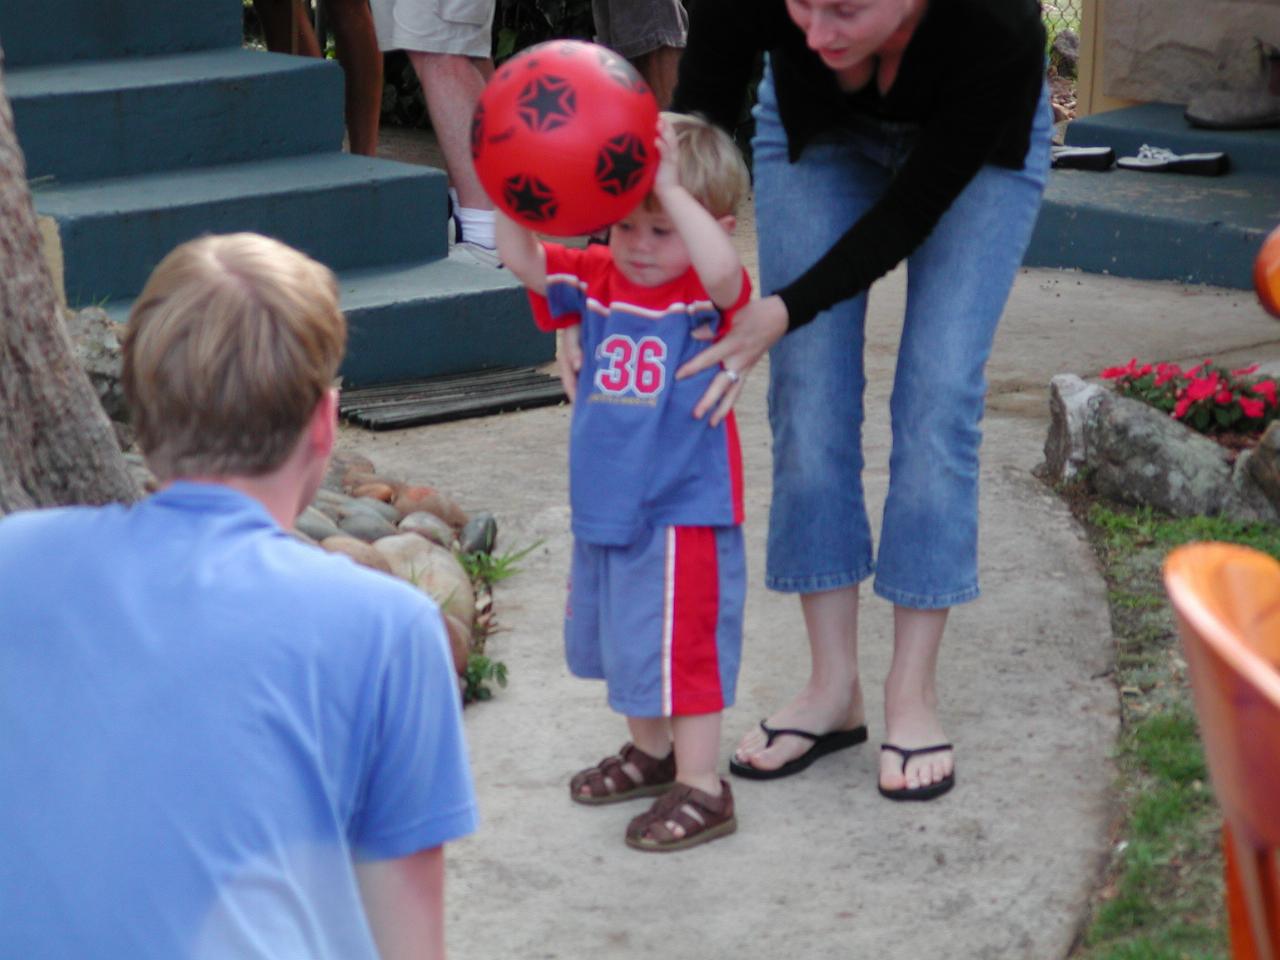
[{"x1": 653, "y1": 116, "x2": 680, "y2": 195}]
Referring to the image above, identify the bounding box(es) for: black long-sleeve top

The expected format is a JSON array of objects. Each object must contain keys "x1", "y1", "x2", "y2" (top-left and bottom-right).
[{"x1": 671, "y1": 0, "x2": 1046, "y2": 330}]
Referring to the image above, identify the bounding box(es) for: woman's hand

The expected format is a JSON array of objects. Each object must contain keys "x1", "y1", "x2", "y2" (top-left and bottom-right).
[
  {"x1": 556, "y1": 325, "x2": 583, "y2": 401},
  {"x1": 676, "y1": 294, "x2": 789, "y2": 425}
]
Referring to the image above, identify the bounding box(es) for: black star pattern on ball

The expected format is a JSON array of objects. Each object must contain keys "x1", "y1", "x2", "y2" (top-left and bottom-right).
[
  {"x1": 503, "y1": 173, "x2": 558, "y2": 223},
  {"x1": 596, "y1": 133, "x2": 649, "y2": 197},
  {"x1": 516, "y1": 75, "x2": 576, "y2": 133}
]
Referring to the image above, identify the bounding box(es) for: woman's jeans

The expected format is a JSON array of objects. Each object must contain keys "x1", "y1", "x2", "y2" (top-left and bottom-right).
[{"x1": 753, "y1": 65, "x2": 1052, "y2": 609}]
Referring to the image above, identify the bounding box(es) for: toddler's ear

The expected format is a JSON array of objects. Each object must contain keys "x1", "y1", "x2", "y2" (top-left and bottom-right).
[{"x1": 717, "y1": 214, "x2": 738, "y2": 236}]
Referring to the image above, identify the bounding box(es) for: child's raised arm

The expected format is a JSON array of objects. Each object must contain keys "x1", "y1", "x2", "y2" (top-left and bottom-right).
[
  {"x1": 494, "y1": 210, "x2": 548, "y2": 295},
  {"x1": 650, "y1": 118, "x2": 744, "y2": 310}
]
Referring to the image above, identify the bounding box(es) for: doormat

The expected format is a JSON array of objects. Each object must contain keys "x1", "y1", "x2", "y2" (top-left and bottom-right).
[{"x1": 340, "y1": 365, "x2": 567, "y2": 430}]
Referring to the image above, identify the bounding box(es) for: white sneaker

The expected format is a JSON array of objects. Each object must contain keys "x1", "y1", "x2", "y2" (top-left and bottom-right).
[{"x1": 453, "y1": 241, "x2": 503, "y2": 269}]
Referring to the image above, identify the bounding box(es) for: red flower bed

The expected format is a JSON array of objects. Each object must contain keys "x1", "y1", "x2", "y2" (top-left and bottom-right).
[{"x1": 1100, "y1": 358, "x2": 1280, "y2": 438}]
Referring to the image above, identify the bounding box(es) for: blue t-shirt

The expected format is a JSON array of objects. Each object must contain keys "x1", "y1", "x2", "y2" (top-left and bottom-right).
[
  {"x1": 537, "y1": 243, "x2": 750, "y2": 545},
  {"x1": 0, "y1": 482, "x2": 478, "y2": 960}
]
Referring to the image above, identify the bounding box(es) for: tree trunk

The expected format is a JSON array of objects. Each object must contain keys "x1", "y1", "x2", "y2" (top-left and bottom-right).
[{"x1": 0, "y1": 49, "x2": 138, "y2": 516}]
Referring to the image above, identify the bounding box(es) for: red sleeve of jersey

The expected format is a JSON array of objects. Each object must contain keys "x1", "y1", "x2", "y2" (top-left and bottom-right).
[
  {"x1": 526, "y1": 290, "x2": 576, "y2": 332},
  {"x1": 532, "y1": 243, "x2": 615, "y2": 331},
  {"x1": 714, "y1": 268, "x2": 754, "y2": 341}
]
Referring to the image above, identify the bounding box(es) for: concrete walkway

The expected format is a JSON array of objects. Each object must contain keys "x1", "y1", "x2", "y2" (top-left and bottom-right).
[{"x1": 347, "y1": 125, "x2": 1280, "y2": 960}]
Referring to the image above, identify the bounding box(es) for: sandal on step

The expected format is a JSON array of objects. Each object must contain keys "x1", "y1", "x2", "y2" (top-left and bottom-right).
[
  {"x1": 878, "y1": 743, "x2": 956, "y2": 802},
  {"x1": 625, "y1": 779, "x2": 737, "y2": 852},
  {"x1": 1050, "y1": 145, "x2": 1116, "y2": 171},
  {"x1": 1115, "y1": 144, "x2": 1229, "y2": 176},
  {"x1": 569, "y1": 742, "x2": 676, "y2": 806}
]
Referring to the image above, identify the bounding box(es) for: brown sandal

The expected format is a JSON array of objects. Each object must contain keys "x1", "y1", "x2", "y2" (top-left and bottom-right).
[
  {"x1": 569, "y1": 743, "x2": 676, "y2": 806},
  {"x1": 625, "y1": 779, "x2": 737, "y2": 852}
]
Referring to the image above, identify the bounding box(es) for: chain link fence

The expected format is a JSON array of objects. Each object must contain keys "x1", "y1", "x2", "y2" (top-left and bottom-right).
[{"x1": 1043, "y1": 0, "x2": 1082, "y2": 45}]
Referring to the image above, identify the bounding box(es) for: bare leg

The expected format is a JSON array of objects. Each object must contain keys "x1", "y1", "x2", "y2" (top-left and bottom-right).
[
  {"x1": 326, "y1": 0, "x2": 382, "y2": 156},
  {"x1": 672, "y1": 713, "x2": 722, "y2": 795},
  {"x1": 253, "y1": 0, "x2": 322, "y2": 56},
  {"x1": 629, "y1": 45, "x2": 682, "y2": 109},
  {"x1": 626, "y1": 716, "x2": 672, "y2": 763},
  {"x1": 878, "y1": 605, "x2": 953, "y2": 791},
  {"x1": 406, "y1": 51, "x2": 494, "y2": 210},
  {"x1": 733, "y1": 585, "x2": 865, "y2": 772}
]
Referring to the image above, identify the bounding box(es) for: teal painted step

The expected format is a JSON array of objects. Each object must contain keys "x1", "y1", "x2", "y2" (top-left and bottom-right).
[
  {"x1": 1065, "y1": 102, "x2": 1280, "y2": 176},
  {"x1": 103, "y1": 254, "x2": 554, "y2": 387},
  {"x1": 10, "y1": 50, "x2": 343, "y2": 184},
  {"x1": 338, "y1": 256, "x2": 552, "y2": 386},
  {"x1": 0, "y1": 0, "x2": 239, "y2": 69},
  {"x1": 37, "y1": 153, "x2": 449, "y2": 304},
  {"x1": 1026, "y1": 168, "x2": 1280, "y2": 289}
]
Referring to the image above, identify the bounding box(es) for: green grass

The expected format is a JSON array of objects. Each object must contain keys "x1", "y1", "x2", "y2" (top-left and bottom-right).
[
  {"x1": 455, "y1": 539, "x2": 542, "y2": 703},
  {"x1": 1067, "y1": 500, "x2": 1280, "y2": 959}
]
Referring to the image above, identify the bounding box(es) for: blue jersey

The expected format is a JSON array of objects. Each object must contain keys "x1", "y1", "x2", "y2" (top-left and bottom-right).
[
  {"x1": 0, "y1": 483, "x2": 478, "y2": 959},
  {"x1": 535, "y1": 243, "x2": 750, "y2": 545}
]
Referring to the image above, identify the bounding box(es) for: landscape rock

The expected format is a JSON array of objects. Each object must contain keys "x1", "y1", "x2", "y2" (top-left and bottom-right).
[
  {"x1": 342, "y1": 470, "x2": 387, "y2": 493},
  {"x1": 1243, "y1": 420, "x2": 1280, "y2": 506},
  {"x1": 296, "y1": 505, "x2": 342, "y2": 542},
  {"x1": 337, "y1": 510, "x2": 399, "y2": 543},
  {"x1": 320, "y1": 535, "x2": 394, "y2": 575},
  {"x1": 323, "y1": 452, "x2": 375, "y2": 493},
  {"x1": 1084, "y1": 391, "x2": 1235, "y2": 517},
  {"x1": 351, "y1": 481, "x2": 397, "y2": 503},
  {"x1": 442, "y1": 612, "x2": 471, "y2": 675},
  {"x1": 347, "y1": 496, "x2": 400, "y2": 525},
  {"x1": 459, "y1": 512, "x2": 498, "y2": 555},
  {"x1": 1045, "y1": 382, "x2": 1280, "y2": 523},
  {"x1": 1043, "y1": 374, "x2": 1104, "y2": 483},
  {"x1": 372, "y1": 533, "x2": 475, "y2": 628},
  {"x1": 399, "y1": 510, "x2": 455, "y2": 547},
  {"x1": 65, "y1": 305, "x2": 128, "y2": 423},
  {"x1": 394, "y1": 485, "x2": 468, "y2": 529}
]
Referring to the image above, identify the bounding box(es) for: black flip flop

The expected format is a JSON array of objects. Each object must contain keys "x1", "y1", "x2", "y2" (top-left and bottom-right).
[
  {"x1": 1050, "y1": 145, "x2": 1115, "y2": 171},
  {"x1": 878, "y1": 743, "x2": 956, "y2": 801},
  {"x1": 728, "y1": 721, "x2": 868, "y2": 780}
]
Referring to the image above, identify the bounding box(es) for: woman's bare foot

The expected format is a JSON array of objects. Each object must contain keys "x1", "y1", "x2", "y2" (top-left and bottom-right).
[
  {"x1": 878, "y1": 702, "x2": 953, "y2": 795},
  {"x1": 733, "y1": 686, "x2": 866, "y2": 774}
]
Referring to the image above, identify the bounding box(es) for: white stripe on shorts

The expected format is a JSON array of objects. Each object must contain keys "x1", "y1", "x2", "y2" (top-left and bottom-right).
[{"x1": 661, "y1": 526, "x2": 676, "y2": 717}]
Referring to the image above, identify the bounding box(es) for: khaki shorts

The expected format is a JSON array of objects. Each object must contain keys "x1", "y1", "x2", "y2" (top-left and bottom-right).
[
  {"x1": 591, "y1": 0, "x2": 687, "y2": 60},
  {"x1": 371, "y1": 0, "x2": 495, "y2": 56}
]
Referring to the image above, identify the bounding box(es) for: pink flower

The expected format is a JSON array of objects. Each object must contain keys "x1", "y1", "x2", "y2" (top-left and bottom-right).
[
  {"x1": 1233, "y1": 364, "x2": 1260, "y2": 377},
  {"x1": 1173, "y1": 395, "x2": 1192, "y2": 419},
  {"x1": 1215, "y1": 389, "x2": 1234, "y2": 406},
  {"x1": 1101, "y1": 358, "x2": 1140, "y2": 379},
  {"x1": 1239, "y1": 397, "x2": 1266, "y2": 419},
  {"x1": 1184, "y1": 372, "x2": 1221, "y2": 402},
  {"x1": 1251, "y1": 380, "x2": 1278, "y2": 407},
  {"x1": 1153, "y1": 363, "x2": 1182, "y2": 386}
]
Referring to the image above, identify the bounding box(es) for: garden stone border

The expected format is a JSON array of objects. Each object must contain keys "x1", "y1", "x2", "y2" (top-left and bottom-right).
[{"x1": 1043, "y1": 373, "x2": 1280, "y2": 523}]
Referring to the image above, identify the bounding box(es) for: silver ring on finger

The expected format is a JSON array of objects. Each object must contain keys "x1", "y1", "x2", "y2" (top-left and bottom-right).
[{"x1": 723, "y1": 368, "x2": 740, "y2": 384}]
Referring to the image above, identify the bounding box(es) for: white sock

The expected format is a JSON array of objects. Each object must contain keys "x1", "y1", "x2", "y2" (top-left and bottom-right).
[{"x1": 456, "y1": 207, "x2": 496, "y2": 249}]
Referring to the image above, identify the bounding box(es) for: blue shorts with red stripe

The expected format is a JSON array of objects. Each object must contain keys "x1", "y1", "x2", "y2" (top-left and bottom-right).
[{"x1": 565, "y1": 524, "x2": 745, "y2": 718}]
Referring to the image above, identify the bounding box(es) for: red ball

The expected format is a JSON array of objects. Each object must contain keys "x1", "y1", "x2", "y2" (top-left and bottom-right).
[{"x1": 472, "y1": 40, "x2": 660, "y2": 237}]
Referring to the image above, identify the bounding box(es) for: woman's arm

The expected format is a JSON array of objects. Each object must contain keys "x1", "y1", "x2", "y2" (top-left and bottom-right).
[{"x1": 778, "y1": 13, "x2": 1046, "y2": 329}]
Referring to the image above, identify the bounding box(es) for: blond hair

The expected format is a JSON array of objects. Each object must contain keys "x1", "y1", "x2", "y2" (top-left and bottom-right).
[
  {"x1": 122, "y1": 233, "x2": 346, "y2": 481},
  {"x1": 645, "y1": 111, "x2": 750, "y2": 218}
]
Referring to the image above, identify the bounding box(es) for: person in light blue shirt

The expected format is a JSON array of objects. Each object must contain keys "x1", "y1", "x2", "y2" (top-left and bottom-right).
[{"x1": 0, "y1": 233, "x2": 477, "y2": 960}]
